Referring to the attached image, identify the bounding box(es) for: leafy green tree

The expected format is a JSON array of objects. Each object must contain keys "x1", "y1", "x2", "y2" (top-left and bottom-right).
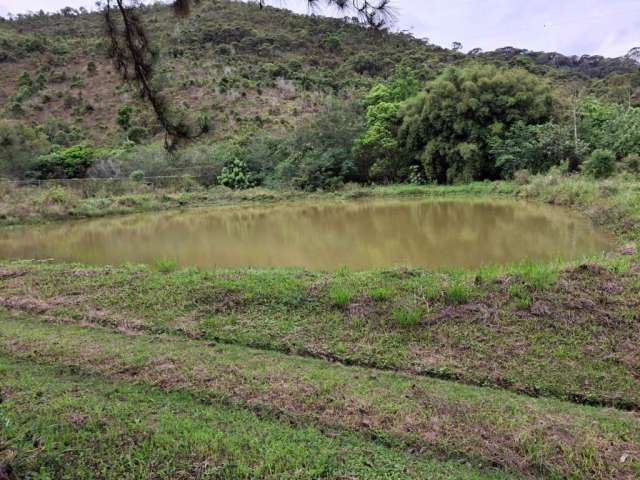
[
  {"x1": 397, "y1": 64, "x2": 554, "y2": 183},
  {"x1": 353, "y1": 68, "x2": 419, "y2": 181},
  {"x1": 270, "y1": 101, "x2": 364, "y2": 190},
  {"x1": 578, "y1": 97, "x2": 640, "y2": 159},
  {"x1": 577, "y1": 97, "x2": 620, "y2": 150},
  {"x1": 489, "y1": 121, "x2": 588, "y2": 178}
]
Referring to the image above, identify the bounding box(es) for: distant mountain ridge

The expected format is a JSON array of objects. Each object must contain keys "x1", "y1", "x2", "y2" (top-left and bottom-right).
[{"x1": 478, "y1": 46, "x2": 639, "y2": 78}]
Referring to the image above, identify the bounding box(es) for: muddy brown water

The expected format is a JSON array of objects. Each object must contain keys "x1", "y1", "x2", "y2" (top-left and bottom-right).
[{"x1": 0, "y1": 199, "x2": 615, "y2": 270}]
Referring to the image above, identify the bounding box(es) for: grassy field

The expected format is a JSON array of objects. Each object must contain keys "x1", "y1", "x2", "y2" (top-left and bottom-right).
[{"x1": 1, "y1": 174, "x2": 639, "y2": 479}]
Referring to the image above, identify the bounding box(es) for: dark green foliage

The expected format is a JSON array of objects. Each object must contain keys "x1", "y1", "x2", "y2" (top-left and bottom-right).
[
  {"x1": 579, "y1": 97, "x2": 640, "y2": 159},
  {"x1": 31, "y1": 145, "x2": 105, "y2": 179},
  {"x1": 268, "y1": 101, "x2": 365, "y2": 190},
  {"x1": 127, "y1": 126, "x2": 148, "y2": 144},
  {"x1": 217, "y1": 157, "x2": 254, "y2": 189},
  {"x1": 0, "y1": 119, "x2": 51, "y2": 178},
  {"x1": 42, "y1": 117, "x2": 85, "y2": 146},
  {"x1": 582, "y1": 148, "x2": 616, "y2": 178},
  {"x1": 398, "y1": 65, "x2": 554, "y2": 183},
  {"x1": 489, "y1": 122, "x2": 587, "y2": 177},
  {"x1": 117, "y1": 105, "x2": 132, "y2": 131},
  {"x1": 129, "y1": 169, "x2": 145, "y2": 182}
]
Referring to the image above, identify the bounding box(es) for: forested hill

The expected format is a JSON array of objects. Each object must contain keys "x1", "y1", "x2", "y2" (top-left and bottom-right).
[{"x1": 1, "y1": 0, "x2": 638, "y2": 146}]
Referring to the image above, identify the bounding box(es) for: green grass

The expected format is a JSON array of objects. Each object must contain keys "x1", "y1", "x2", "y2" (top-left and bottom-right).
[
  {"x1": 1, "y1": 256, "x2": 638, "y2": 409},
  {"x1": 154, "y1": 257, "x2": 178, "y2": 273},
  {"x1": 0, "y1": 357, "x2": 509, "y2": 480},
  {"x1": 391, "y1": 306, "x2": 424, "y2": 327},
  {"x1": 1, "y1": 311, "x2": 639, "y2": 479}
]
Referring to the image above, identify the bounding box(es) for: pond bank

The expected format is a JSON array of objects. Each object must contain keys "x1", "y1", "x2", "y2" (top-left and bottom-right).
[{"x1": 1, "y1": 174, "x2": 639, "y2": 478}]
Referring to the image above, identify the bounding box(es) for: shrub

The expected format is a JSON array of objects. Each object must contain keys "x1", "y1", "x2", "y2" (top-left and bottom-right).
[
  {"x1": 117, "y1": 105, "x2": 132, "y2": 131},
  {"x1": 620, "y1": 154, "x2": 640, "y2": 174},
  {"x1": 583, "y1": 149, "x2": 616, "y2": 179},
  {"x1": 127, "y1": 126, "x2": 148, "y2": 144},
  {"x1": 38, "y1": 185, "x2": 79, "y2": 207},
  {"x1": 218, "y1": 157, "x2": 254, "y2": 189},
  {"x1": 129, "y1": 170, "x2": 145, "y2": 182},
  {"x1": 31, "y1": 144, "x2": 110, "y2": 179},
  {"x1": 513, "y1": 169, "x2": 531, "y2": 185},
  {"x1": 0, "y1": 119, "x2": 51, "y2": 178}
]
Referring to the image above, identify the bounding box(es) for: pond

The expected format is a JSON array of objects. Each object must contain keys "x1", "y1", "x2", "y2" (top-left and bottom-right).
[{"x1": 0, "y1": 199, "x2": 614, "y2": 270}]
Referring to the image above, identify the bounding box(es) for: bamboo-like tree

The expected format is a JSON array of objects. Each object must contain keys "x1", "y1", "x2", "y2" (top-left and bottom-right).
[{"x1": 104, "y1": 0, "x2": 395, "y2": 149}]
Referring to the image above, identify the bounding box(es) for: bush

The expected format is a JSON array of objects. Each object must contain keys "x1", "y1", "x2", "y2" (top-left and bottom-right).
[
  {"x1": 620, "y1": 154, "x2": 640, "y2": 174},
  {"x1": 217, "y1": 157, "x2": 254, "y2": 189},
  {"x1": 31, "y1": 144, "x2": 105, "y2": 179},
  {"x1": 127, "y1": 126, "x2": 148, "y2": 144},
  {"x1": 129, "y1": 170, "x2": 145, "y2": 182},
  {"x1": 583, "y1": 149, "x2": 616, "y2": 179},
  {"x1": 117, "y1": 105, "x2": 132, "y2": 131},
  {"x1": 398, "y1": 65, "x2": 554, "y2": 183}
]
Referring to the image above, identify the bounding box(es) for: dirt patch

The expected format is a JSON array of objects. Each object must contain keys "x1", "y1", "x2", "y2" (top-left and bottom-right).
[
  {"x1": 191, "y1": 288, "x2": 244, "y2": 315},
  {"x1": 563, "y1": 263, "x2": 612, "y2": 278},
  {"x1": 530, "y1": 300, "x2": 552, "y2": 316},
  {"x1": 174, "y1": 314, "x2": 204, "y2": 339},
  {"x1": 0, "y1": 269, "x2": 28, "y2": 281},
  {"x1": 0, "y1": 463, "x2": 17, "y2": 480},
  {"x1": 66, "y1": 412, "x2": 88, "y2": 428},
  {"x1": 0, "y1": 296, "x2": 52, "y2": 314},
  {"x1": 306, "y1": 279, "x2": 329, "y2": 298},
  {"x1": 620, "y1": 243, "x2": 637, "y2": 256},
  {"x1": 426, "y1": 303, "x2": 496, "y2": 326},
  {"x1": 347, "y1": 295, "x2": 377, "y2": 319}
]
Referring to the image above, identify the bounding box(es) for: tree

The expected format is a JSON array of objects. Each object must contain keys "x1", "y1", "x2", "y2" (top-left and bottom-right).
[
  {"x1": 489, "y1": 122, "x2": 587, "y2": 178},
  {"x1": 397, "y1": 64, "x2": 554, "y2": 183},
  {"x1": 103, "y1": 0, "x2": 395, "y2": 150},
  {"x1": 352, "y1": 67, "x2": 418, "y2": 181}
]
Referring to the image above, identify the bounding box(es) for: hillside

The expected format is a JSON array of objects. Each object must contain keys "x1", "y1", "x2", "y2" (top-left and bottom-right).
[
  {"x1": 0, "y1": 0, "x2": 458, "y2": 146},
  {"x1": 1, "y1": 0, "x2": 638, "y2": 148}
]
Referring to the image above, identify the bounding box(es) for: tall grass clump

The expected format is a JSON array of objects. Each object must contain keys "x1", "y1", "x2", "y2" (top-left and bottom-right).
[
  {"x1": 391, "y1": 306, "x2": 424, "y2": 328},
  {"x1": 155, "y1": 258, "x2": 178, "y2": 273}
]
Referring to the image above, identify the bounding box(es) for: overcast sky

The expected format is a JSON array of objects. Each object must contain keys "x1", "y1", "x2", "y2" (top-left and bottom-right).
[{"x1": 0, "y1": 0, "x2": 638, "y2": 57}]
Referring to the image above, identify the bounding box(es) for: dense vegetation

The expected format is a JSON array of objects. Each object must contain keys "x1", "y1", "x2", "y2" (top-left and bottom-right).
[{"x1": 1, "y1": 0, "x2": 639, "y2": 187}]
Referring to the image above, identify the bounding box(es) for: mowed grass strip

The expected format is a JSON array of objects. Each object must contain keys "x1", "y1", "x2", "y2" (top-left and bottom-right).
[
  {"x1": 1, "y1": 259, "x2": 639, "y2": 408},
  {"x1": 1, "y1": 312, "x2": 639, "y2": 479},
  {"x1": 0, "y1": 357, "x2": 510, "y2": 480}
]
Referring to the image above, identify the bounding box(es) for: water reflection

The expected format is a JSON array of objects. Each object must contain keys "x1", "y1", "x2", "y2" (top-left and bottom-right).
[{"x1": 0, "y1": 199, "x2": 614, "y2": 270}]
